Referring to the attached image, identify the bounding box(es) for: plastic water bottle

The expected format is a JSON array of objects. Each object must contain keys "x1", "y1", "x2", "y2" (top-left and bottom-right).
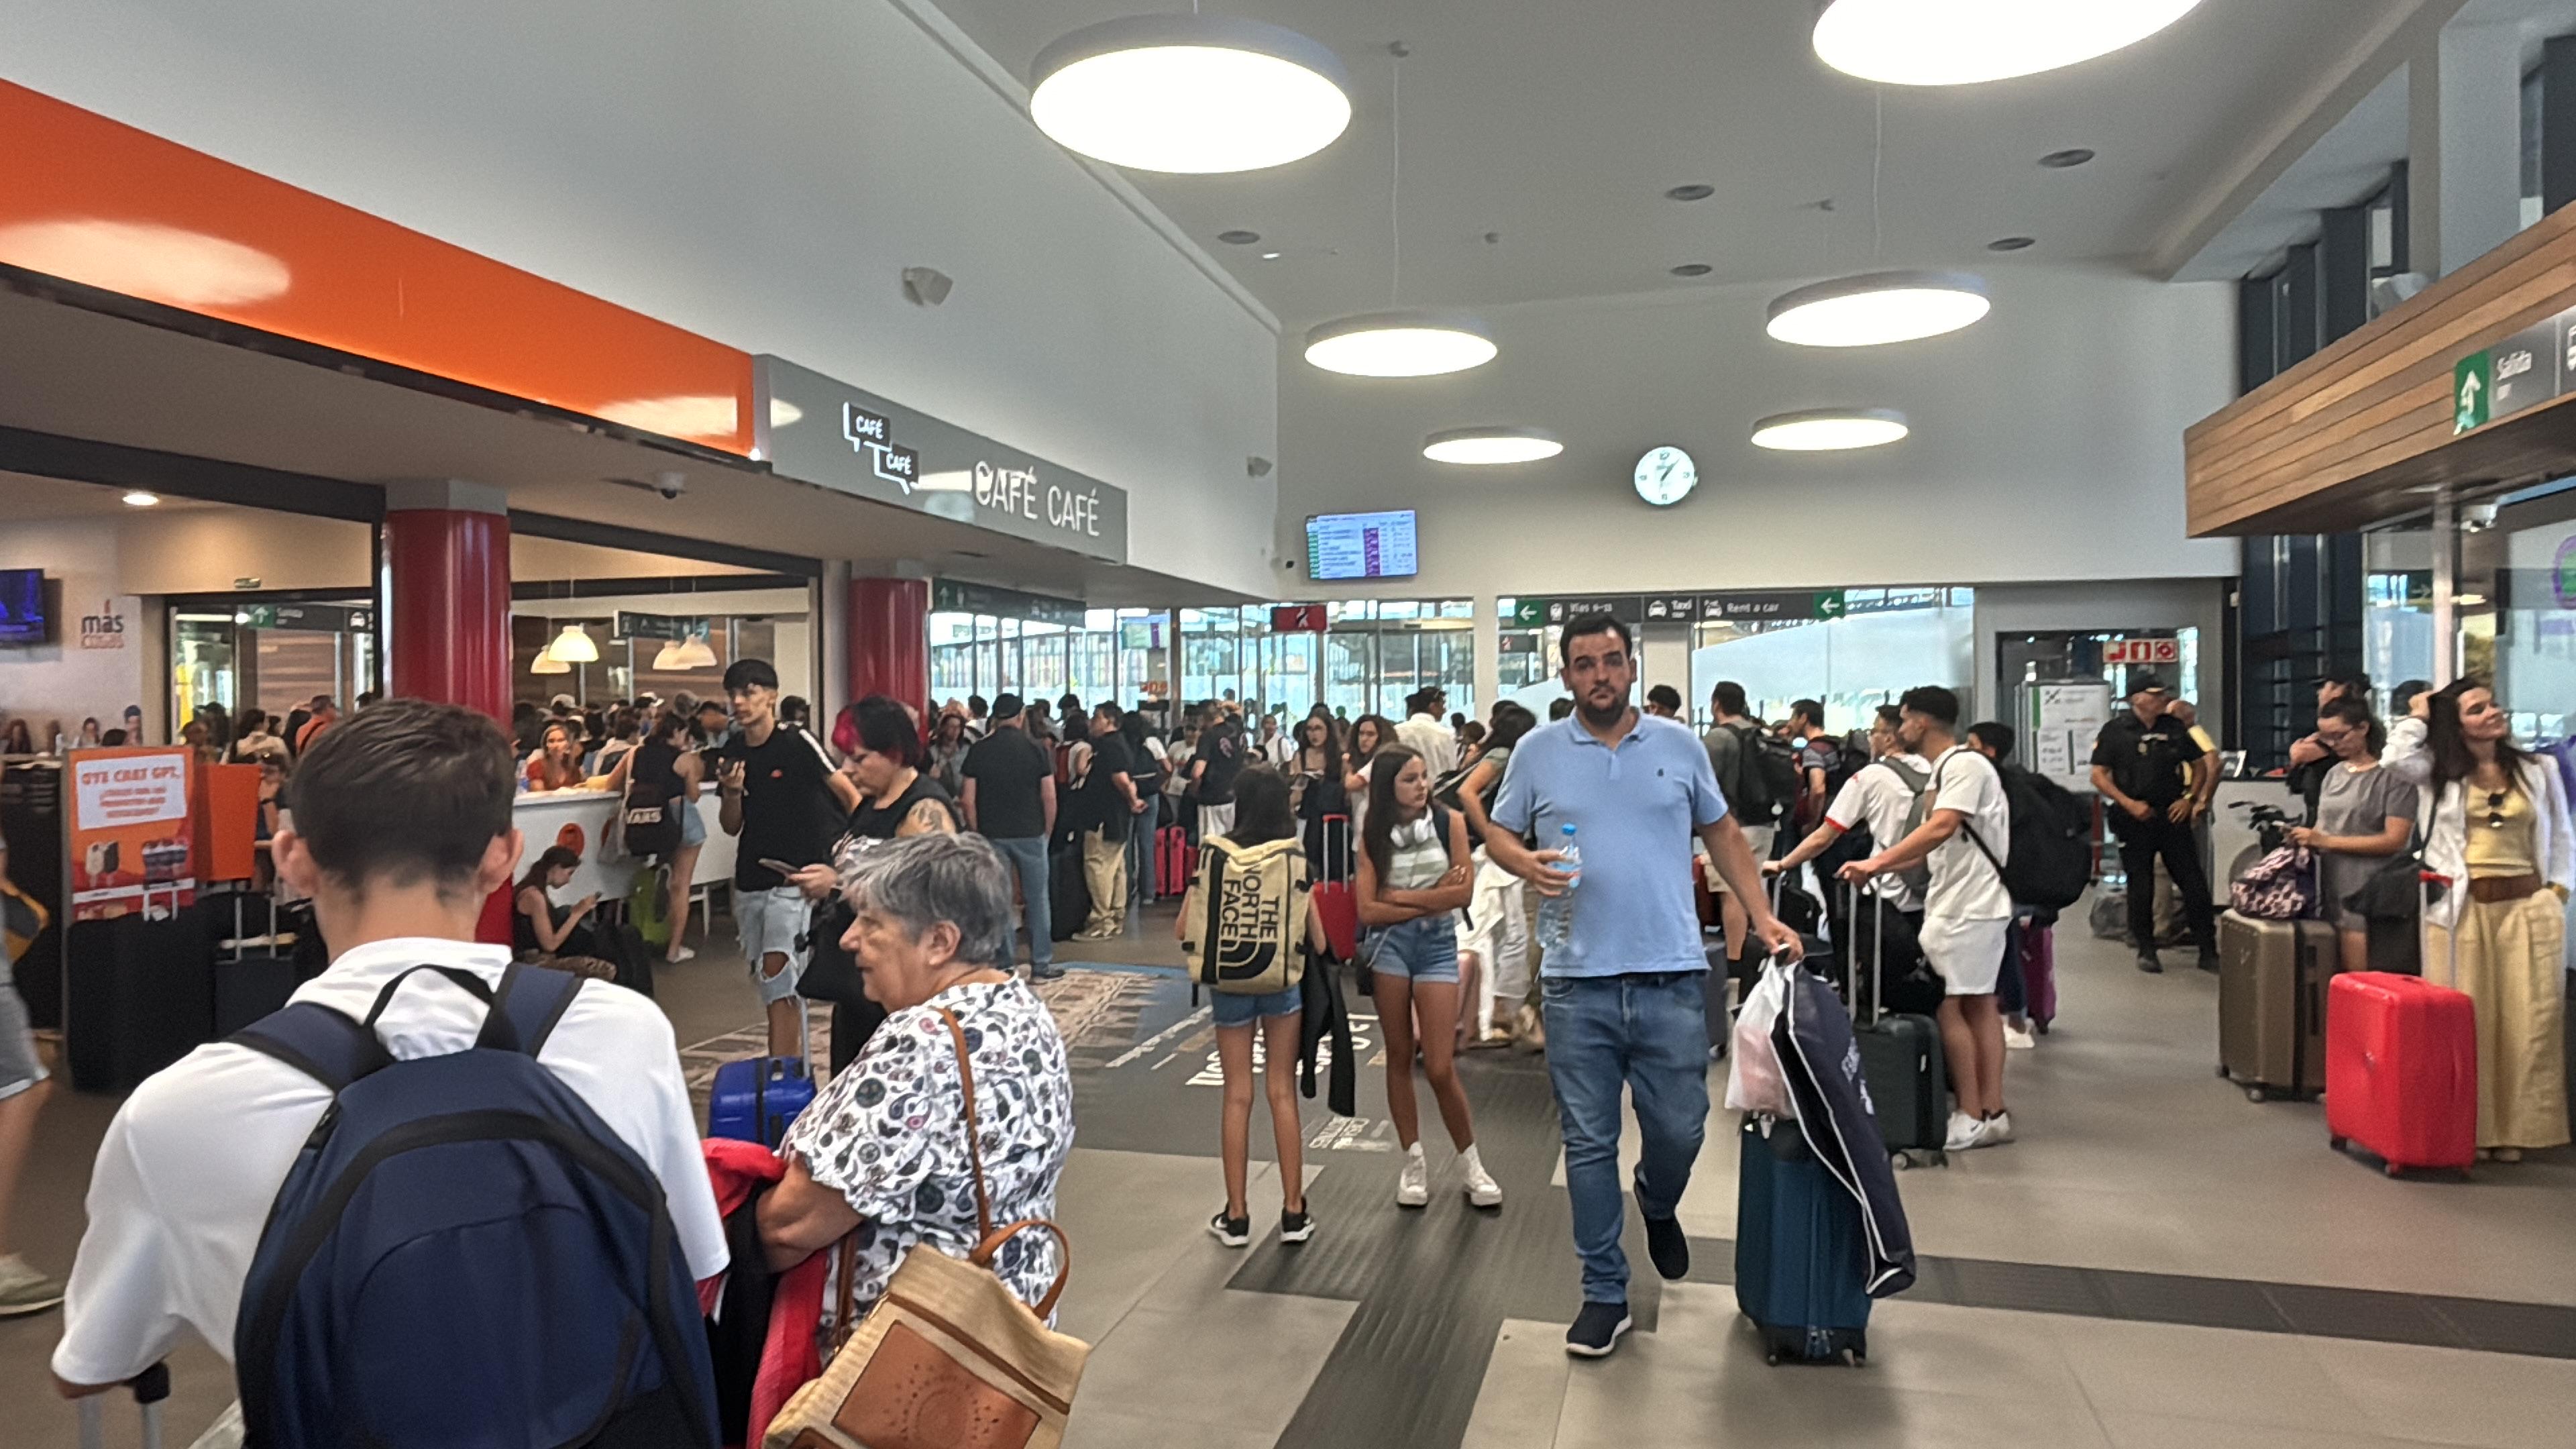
[{"x1": 1537, "y1": 824, "x2": 1581, "y2": 952}]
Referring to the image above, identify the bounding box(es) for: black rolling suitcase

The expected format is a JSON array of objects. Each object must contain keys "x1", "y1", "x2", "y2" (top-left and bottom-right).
[{"x1": 1847, "y1": 883, "x2": 1947, "y2": 1168}]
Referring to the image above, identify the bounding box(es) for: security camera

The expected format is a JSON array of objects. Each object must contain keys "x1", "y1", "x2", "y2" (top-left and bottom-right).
[
  {"x1": 2463, "y1": 501, "x2": 2500, "y2": 532},
  {"x1": 1246, "y1": 455, "x2": 1274, "y2": 478},
  {"x1": 902, "y1": 266, "x2": 954, "y2": 307},
  {"x1": 653, "y1": 470, "x2": 688, "y2": 500}
]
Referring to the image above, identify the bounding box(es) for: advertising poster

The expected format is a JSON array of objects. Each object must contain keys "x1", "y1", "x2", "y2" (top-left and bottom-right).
[{"x1": 68, "y1": 746, "x2": 197, "y2": 921}]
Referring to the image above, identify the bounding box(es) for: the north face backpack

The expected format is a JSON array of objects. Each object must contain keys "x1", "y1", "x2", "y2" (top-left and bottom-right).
[
  {"x1": 1182, "y1": 836, "x2": 1310, "y2": 996},
  {"x1": 230, "y1": 963, "x2": 718, "y2": 1449}
]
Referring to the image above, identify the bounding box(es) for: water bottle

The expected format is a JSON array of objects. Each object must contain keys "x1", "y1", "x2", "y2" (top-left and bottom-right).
[{"x1": 1537, "y1": 824, "x2": 1581, "y2": 952}]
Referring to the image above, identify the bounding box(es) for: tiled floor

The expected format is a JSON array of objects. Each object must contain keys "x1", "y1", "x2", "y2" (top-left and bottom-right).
[{"x1": 7, "y1": 892, "x2": 2573, "y2": 1448}]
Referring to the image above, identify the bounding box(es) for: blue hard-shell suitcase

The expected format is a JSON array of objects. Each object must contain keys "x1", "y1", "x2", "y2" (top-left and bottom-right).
[
  {"x1": 708, "y1": 1055, "x2": 815, "y2": 1146},
  {"x1": 1734, "y1": 1116, "x2": 1874, "y2": 1365}
]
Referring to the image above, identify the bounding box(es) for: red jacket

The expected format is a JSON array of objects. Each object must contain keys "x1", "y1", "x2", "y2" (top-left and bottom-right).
[{"x1": 700, "y1": 1139, "x2": 828, "y2": 1448}]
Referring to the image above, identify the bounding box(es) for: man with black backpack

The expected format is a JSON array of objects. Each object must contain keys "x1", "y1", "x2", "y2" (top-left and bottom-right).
[
  {"x1": 52, "y1": 699, "x2": 726, "y2": 1438},
  {"x1": 1703, "y1": 682, "x2": 1792, "y2": 988},
  {"x1": 1840, "y1": 686, "x2": 2016, "y2": 1153}
]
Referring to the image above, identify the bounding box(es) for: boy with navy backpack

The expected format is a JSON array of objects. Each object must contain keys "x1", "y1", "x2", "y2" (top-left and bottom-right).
[{"x1": 52, "y1": 699, "x2": 727, "y2": 1444}]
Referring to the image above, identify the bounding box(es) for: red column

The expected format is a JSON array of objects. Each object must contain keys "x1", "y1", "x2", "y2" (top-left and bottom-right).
[
  {"x1": 847, "y1": 576, "x2": 928, "y2": 720},
  {"x1": 384, "y1": 486, "x2": 511, "y2": 720}
]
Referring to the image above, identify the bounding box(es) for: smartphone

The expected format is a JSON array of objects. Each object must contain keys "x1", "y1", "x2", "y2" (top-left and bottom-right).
[{"x1": 758, "y1": 858, "x2": 804, "y2": 876}]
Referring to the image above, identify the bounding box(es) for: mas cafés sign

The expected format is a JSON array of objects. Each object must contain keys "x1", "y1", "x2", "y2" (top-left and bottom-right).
[{"x1": 756, "y1": 356, "x2": 1129, "y2": 564}]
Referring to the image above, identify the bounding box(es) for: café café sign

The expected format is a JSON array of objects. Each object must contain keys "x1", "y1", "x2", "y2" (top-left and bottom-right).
[{"x1": 757, "y1": 356, "x2": 1128, "y2": 564}]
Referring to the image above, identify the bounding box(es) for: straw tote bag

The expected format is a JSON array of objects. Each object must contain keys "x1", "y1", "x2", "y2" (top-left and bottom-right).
[{"x1": 764, "y1": 1008, "x2": 1088, "y2": 1449}]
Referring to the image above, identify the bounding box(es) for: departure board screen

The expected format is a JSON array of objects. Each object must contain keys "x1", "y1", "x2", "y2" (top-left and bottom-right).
[{"x1": 1305, "y1": 511, "x2": 1419, "y2": 580}]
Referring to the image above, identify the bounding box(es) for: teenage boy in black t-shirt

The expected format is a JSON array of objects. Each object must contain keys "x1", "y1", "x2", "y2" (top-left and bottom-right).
[
  {"x1": 717, "y1": 659, "x2": 859, "y2": 1057},
  {"x1": 1192, "y1": 702, "x2": 1248, "y2": 839}
]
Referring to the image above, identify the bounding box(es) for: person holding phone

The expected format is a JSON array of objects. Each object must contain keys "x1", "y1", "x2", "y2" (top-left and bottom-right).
[
  {"x1": 718, "y1": 659, "x2": 861, "y2": 1061},
  {"x1": 512, "y1": 845, "x2": 601, "y2": 961}
]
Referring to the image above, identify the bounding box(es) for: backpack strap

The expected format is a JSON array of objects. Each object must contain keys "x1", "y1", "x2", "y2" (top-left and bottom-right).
[
  {"x1": 476, "y1": 961, "x2": 585, "y2": 1058},
  {"x1": 1197, "y1": 843, "x2": 1228, "y2": 987},
  {"x1": 1930, "y1": 755, "x2": 2010, "y2": 889},
  {"x1": 231, "y1": 1003, "x2": 392, "y2": 1092}
]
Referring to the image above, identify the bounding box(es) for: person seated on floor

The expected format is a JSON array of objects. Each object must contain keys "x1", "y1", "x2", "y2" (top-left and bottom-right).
[
  {"x1": 513, "y1": 844, "x2": 602, "y2": 963},
  {"x1": 758, "y1": 833, "x2": 1074, "y2": 1326},
  {"x1": 50, "y1": 698, "x2": 724, "y2": 1410}
]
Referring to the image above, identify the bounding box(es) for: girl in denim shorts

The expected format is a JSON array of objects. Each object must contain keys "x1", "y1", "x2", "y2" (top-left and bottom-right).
[{"x1": 1358, "y1": 748, "x2": 1502, "y2": 1211}]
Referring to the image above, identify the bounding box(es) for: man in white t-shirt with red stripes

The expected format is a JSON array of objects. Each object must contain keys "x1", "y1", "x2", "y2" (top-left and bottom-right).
[{"x1": 1839, "y1": 685, "x2": 2015, "y2": 1152}]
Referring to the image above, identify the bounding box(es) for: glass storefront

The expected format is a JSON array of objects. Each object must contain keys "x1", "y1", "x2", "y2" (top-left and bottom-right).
[
  {"x1": 170, "y1": 600, "x2": 376, "y2": 734},
  {"x1": 932, "y1": 609, "x2": 1169, "y2": 712},
  {"x1": 1684, "y1": 588, "x2": 1979, "y2": 731}
]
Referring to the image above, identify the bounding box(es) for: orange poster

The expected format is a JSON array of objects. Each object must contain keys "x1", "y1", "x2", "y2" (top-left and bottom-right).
[{"x1": 68, "y1": 746, "x2": 197, "y2": 922}]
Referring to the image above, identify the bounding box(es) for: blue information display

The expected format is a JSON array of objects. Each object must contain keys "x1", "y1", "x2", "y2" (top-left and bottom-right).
[{"x1": 1305, "y1": 510, "x2": 1419, "y2": 581}]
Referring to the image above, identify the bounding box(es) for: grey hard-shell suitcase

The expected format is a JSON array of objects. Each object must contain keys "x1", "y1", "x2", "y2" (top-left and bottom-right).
[{"x1": 2217, "y1": 909, "x2": 2337, "y2": 1102}]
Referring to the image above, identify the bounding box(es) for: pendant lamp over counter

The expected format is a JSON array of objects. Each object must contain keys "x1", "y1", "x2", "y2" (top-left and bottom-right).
[
  {"x1": 529, "y1": 651, "x2": 571, "y2": 676},
  {"x1": 547, "y1": 624, "x2": 600, "y2": 663},
  {"x1": 653, "y1": 635, "x2": 718, "y2": 671},
  {"x1": 1766, "y1": 270, "x2": 1988, "y2": 348},
  {"x1": 1813, "y1": 0, "x2": 2205, "y2": 87},
  {"x1": 1030, "y1": 13, "x2": 1352, "y2": 173}
]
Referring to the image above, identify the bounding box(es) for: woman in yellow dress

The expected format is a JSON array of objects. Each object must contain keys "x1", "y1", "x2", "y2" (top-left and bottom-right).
[{"x1": 2384, "y1": 681, "x2": 2575, "y2": 1161}]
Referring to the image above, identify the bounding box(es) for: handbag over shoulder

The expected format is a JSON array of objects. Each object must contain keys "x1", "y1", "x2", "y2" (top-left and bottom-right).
[{"x1": 763, "y1": 1007, "x2": 1088, "y2": 1449}]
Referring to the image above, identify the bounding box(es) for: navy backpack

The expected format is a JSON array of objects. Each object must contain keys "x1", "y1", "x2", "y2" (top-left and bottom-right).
[{"x1": 230, "y1": 962, "x2": 718, "y2": 1448}]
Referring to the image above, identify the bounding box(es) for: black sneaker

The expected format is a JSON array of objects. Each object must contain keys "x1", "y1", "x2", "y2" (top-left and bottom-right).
[
  {"x1": 1208, "y1": 1210, "x2": 1250, "y2": 1248},
  {"x1": 2134, "y1": 949, "x2": 2163, "y2": 974},
  {"x1": 1565, "y1": 1300, "x2": 1633, "y2": 1358},
  {"x1": 2196, "y1": 948, "x2": 2222, "y2": 974},
  {"x1": 1031, "y1": 963, "x2": 1066, "y2": 982},
  {"x1": 1279, "y1": 1206, "x2": 1316, "y2": 1244},
  {"x1": 1634, "y1": 1169, "x2": 1690, "y2": 1279}
]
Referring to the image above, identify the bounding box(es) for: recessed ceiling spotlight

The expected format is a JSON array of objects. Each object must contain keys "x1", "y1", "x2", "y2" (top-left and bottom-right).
[
  {"x1": 1666, "y1": 183, "x2": 1716, "y2": 202},
  {"x1": 2037, "y1": 148, "x2": 2095, "y2": 169},
  {"x1": 1813, "y1": 0, "x2": 2203, "y2": 86},
  {"x1": 1750, "y1": 407, "x2": 1909, "y2": 451},
  {"x1": 1305, "y1": 310, "x2": 1498, "y2": 377},
  {"x1": 1260, "y1": 251, "x2": 1283, "y2": 260},
  {"x1": 121, "y1": 490, "x2": 160, "y2": 507},
  {"x1": 1987, "y1": 236, "x2": 2036, "y2": 252},
  {"x1": 1670, "y1": 263, "x2": 1713, "y2": 278},
  {"x1": 1423, "y1": 426, "x2": 1564, "y2": 465},
  {"x1": 1218, "y1": 229, "x2": 1262, "y2": 244},
  {"x1": 1029, "y1": 13, "x2": 1352, "y2": 172},
  {"x1": 1766, "y1": 270, "x2": 1990, "y2": 347}
]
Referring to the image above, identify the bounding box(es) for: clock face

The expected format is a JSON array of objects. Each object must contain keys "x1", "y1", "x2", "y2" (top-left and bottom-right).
[{"x1": 1633, "y1": 445, "x2": 1697, "y2": 506}]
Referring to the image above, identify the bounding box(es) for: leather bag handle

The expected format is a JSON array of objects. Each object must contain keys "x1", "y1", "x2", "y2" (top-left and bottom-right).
[
  {"x1": 934, "y1": 1006, "x2": 995, "y2": 1242},
  {"x1": 971, "y1": 1218, "x2": 1074, "y2": 1320}
]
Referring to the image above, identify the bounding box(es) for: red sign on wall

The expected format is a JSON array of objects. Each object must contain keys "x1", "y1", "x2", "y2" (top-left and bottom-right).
[
  {"x1": 2103, "y1": 637, "x2": 2180, "y2": 666},
  {"x1": 1271, "y1": 604, "x2": 1330, "y2": 633}
]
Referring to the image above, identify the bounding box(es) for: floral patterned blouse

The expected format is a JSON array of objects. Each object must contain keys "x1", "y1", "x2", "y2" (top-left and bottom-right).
[{"x1": 782, "y1": 978, "x2": 1075, "y2": 1323}]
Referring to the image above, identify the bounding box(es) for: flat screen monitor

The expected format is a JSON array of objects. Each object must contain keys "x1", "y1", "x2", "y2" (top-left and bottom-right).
[
  {"x1": 0, "y1": 570, "x2": 47, "y2": 645},
  {"x1": 1305, "y1": 510, "x2": 1418, "y2": 581}
]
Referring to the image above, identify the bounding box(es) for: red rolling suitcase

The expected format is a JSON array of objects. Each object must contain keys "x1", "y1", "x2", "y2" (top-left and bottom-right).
[
  {"x1": 1157, "y1": 824, "x2": 1191, "y2": 898},
  {"x1": 1311, "y1": 814, "x2": 1359, "y2": 963},
  {"x1": 2020, "y1": 918, "x2": 2057, "y2": 1032},
  {"x1": 2326, "y1": 971, "x2": 2477, "y2": 1177}
]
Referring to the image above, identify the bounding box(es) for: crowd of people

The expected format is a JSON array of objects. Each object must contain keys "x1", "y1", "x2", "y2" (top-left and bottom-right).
[{"x1": 0, "y1": 626, "x2": 2564, "y2": 1431}]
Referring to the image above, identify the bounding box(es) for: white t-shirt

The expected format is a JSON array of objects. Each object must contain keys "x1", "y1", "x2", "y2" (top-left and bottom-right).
[
  {"x1": 1397, "y1": 713, "x2": 1460, "y2": 780},
  {"x1": 1824, "y1": 753, "x2": 1932, "y2": 913},
  {"x1": 52, "y1": 937, "x2": 728, "y2": 1385},
  {"x1": 1922, "y1": 745, "x2": 2012, "y2": 921}
]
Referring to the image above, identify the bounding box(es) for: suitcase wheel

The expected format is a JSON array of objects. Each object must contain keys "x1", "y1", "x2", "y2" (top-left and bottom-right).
[
  {"x1": 1889, "y1": 1150, "x2": 1911, "y2": 1171},
  {"x1": 2328, "y1": 1134, "x2": 2347, "y2": 1151},
  {"x1": 2246, "y1": 1085, "x2": 2268, "y2": 1104}
]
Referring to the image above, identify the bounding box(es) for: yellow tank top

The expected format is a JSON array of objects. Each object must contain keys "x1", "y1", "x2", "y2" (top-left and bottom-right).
[{"x1": 2464, "y1": 782, "x2": 2539, "y2": 878}]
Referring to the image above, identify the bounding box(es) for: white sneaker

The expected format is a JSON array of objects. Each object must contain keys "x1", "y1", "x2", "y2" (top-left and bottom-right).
[
  {"x1": 1460, "y1": 1146, "x2": 1503, "y2": 1208},
  {"x1": 666, "y1": 945, "x2": 697, "y2": 965},
  {"x1": 2002, "y1": 1022, "x2": 2036, "y2": 1050},
  {"x1": 1980, "y1": 1112, "x2": 2015, "y2": 1146},
  {"x1": 1943, "y1": 1112, "x2": 1986, "y2": 1153},
  {"x1": 1396, "y1": 1145, "x2": 1430, "y2": 1208}
]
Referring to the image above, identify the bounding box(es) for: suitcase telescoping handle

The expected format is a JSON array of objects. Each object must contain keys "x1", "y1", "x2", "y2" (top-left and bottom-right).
[
  {"x1": 1324, "y1": 812, "x2": 1351, "y2": 883},
  {"x1": 76, "y1": 1362, "x2": 168, "y2": 1449},
  {"x1": 1843, "y1": 878, "x2": 1885, "y2": 1028}
]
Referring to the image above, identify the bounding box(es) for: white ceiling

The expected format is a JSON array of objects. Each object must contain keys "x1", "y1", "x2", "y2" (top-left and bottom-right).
[{"x1": 936, "y1": 0, "x2": 2423, "y2": 325}]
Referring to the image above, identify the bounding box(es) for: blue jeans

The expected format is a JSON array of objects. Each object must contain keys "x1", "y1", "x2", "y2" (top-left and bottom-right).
[
  {"x1": 1125, "y1": 811, "x2": 1157, "y2": 904},
  {"x1": 1542, "y1": 971, "x2": 1712, "y2": 1304},
  {"x1": 987, "y1": 835, "x2": 1053, "y2": 972}
]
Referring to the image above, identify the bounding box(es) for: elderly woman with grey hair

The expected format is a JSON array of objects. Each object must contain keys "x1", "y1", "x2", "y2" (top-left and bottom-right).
[{"x1": 757, "y1": 832, "x2": 1075, "y2": 1320}]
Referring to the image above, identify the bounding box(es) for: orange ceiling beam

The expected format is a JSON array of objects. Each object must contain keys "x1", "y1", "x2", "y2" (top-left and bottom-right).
[{"x1": 0, "y1": 79, "x2": 755, "y2": 457}]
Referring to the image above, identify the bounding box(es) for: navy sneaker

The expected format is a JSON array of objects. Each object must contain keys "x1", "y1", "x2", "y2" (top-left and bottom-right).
[
  {"x1": 1565, "y1": 1300, "x2": 1633, "y2": 1358},
  {"x1": 1636, "y1": 1170, "x2": 1690, "y2": 1281}
]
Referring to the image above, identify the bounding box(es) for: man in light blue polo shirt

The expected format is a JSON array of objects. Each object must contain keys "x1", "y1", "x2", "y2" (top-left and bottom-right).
[{"x1": 1487, "y1": 613, "x2": 1797, "y2": 1359}]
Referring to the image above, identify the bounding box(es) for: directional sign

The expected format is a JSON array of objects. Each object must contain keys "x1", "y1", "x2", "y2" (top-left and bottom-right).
[
  {"x1": 1505, "y1": 597, "x2": 1647, "y2": 627},
  {"x1": 614, "y1": 611, "x2": 708, "y2": 642},
  {"x1": 239, "y1": 604, "x2": 371, "y2": 633},
  {"x1": 2455, "y1": 352, "x2": 2489, "y2": 435},
  {"x1": 1697, "y1": 590, "x2": 1847, "y2": 623},
  {"x1": 931, "y1": 578, "x2": 1086, "y2": 628},
  {"x1": 2102, "y1": 637, "x2": 2180, "y2": 666},
  {"x1": 1271, "y1": 604, "x2": 1329, "y2": 633}
]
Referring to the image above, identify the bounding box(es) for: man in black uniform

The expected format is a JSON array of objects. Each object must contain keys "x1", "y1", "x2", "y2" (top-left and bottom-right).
[
  {"x1": 716, "y1": 659, "x2": 859, "y2": 1058},
  {"x1": 1071, "y1": 702, "x2": 1143, "y2": 940},
  {"x1": 2089, "y1": 674, "x2": 2220, "y2": 974}
]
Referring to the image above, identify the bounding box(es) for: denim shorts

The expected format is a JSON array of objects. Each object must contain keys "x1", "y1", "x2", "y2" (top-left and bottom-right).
[
  {"x1": 1364, "y1": 914, "x2": 1460, "y2": 982},
  {"x1": 678, "y1": 797, "x2": 708, "y2": 847},
  {"x1": 737, "y1": 885, "x2": 812, "y2": 1004},
  {"x1": 0, "y1": 967, "x2": 45, "y2": 1100},
  {"x1": 1211, "y1": 985, "x2": 1302, "y2": 1028}
]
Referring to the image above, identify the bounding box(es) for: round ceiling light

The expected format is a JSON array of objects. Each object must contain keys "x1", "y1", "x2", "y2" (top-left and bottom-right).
[
  {"x1": 1670, "y1": 263, "x2": 1713, "y2": 278},
  {"x1": 1423, "y1": 426, "x2": 1564, "y2": 466},
  {"x1": 121, "y1": 491, "x2": 160, "y2": 507},
  {"x1": 1766, "y1": 270, "x2": 1990, "y2": 347},
  {"x1": 1029, "y1": 14, "x2": 1352, "y2": 173},
  {"x1": 2038, "y1": 147, "x2": 2096, "y2": 169},
  {"x1": 1218, "y1": 229, "x2": 1262, "y2": 245},
  {"x1": 1304, "y1": 310, "x2": 1498, "y2": 378},
  {"x1": 1813, "y1": 0, "x2": 2204, "y2": 87},
  {"x1": 1752, "y1": 408, "x2": 1910, "y2": 451},
  {"x1": 1665, "y1": 183, "x2": 1716, "y2": 202},
  {"x1": 1987, "y1": 235, "x2": 2036, "y2": 252},
  {"x1": 548, "y1": 623, "x2": 600, "y2": 663}
]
